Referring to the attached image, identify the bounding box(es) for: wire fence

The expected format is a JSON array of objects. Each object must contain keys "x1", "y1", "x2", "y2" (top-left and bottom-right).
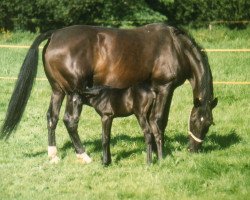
[
  {"x1": 0, "y1": 77, "x2": 249, "y2": 85},
  {"x1": 0, "y1": 44, "x2": 250, "y2": 52},
  {"x1": 0, "y1": 44, "x2": 249, "y2": 85},
  {"x1": 208, "y1": 20, "x2": 250, "y2": 30}
]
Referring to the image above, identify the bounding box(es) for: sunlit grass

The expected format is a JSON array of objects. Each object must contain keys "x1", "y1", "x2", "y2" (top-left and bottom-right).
[{"x1": 0, "y1": 28, "x2": 249, "y2": 199}]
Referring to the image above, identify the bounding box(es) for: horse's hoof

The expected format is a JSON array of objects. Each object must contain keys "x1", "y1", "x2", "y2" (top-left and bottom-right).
[
  {"x1": 102, "y1": 160, "x2": 111, "y2": 166},
  {"x1": 77, "y1": 153, "x2": 92, "y2": 164},
  {"x1": 49, "y1": 156, "x2": 60, "y2": 164}
]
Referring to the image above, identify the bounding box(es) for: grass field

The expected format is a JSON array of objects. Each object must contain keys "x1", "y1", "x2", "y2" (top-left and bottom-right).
[{"x1": 0, "y1": 26, "x2": 249, "y2": 200}]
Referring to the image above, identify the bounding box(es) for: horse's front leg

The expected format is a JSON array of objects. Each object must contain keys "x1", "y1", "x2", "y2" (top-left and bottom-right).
[
  {"x1": 63, "y1": 94, "x2": 92, "y2": 164},
  {"x1": 149, "y1": 121, "x2": 163, "y2": 161},
  {"x1": 47, "y1": 90, "x2": 65, "y2": 163},
  {"x1": 101, "y1": 115, "x2": 113, "y2": 166},
  {"x1": 150, "y1": 83, "x2": 175, "y2": 158}
]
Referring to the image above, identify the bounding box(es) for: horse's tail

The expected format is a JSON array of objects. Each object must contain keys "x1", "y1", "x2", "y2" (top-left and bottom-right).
[{"x1": 0, "y1": 31, "x2": 53, "y2": 140}]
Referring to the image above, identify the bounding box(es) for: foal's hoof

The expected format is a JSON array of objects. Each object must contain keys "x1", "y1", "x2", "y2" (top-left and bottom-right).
[
  {"x1": 49, "y1": 156, "x2": 60, "y2": 164},
  {"x1": 77, "y1": 153, "x2": 92, "y2": 164}
]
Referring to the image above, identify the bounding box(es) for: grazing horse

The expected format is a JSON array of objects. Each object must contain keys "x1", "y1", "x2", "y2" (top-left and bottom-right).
[
  {"x1": 82, "y1": 83, "x2": 161, "y2": 165},
  {"x1": 0, "y1": 23, "x2": 217, "y2": 163}
]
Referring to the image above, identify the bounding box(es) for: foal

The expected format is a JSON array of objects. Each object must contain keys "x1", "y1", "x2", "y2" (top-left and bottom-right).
[{"x1": 82, "y1": 83, "x2": 162, "y2": 165}]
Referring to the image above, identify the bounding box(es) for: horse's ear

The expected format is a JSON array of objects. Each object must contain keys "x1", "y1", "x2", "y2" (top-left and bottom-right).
[
  {"x1": 211, "y1": 97, "x2": 218, "y2": 109},
  {"x1": 193, "y1": 98, "x2": 202, "y2": 108}
]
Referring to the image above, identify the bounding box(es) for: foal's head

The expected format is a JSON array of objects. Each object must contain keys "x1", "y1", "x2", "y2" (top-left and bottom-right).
[{"x1": 188, "y1": 97, "x2": 218, "y2": 152}]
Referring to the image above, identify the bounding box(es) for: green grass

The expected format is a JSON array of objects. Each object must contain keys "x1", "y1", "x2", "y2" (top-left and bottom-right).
[
  {"x1": 190, "y1": 25, "x2": 250, "y2": 48},
  {"x1": 0, "y1": 27, "x2": 249, "y2": 200}
]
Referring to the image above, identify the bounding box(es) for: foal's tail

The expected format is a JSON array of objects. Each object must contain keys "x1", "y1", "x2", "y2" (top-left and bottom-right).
[{"x1": 0, "y1": 31, "x2": 53, "y2": 140}]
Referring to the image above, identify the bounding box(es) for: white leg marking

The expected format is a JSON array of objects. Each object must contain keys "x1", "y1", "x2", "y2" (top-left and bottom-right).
[
  {"x1": 76, "y1": 152, "x2": 92, "y2": 164},
  {"x1": 48, "y1": 146, "x2": 60, "y2": 164},
  {"x1": 49, "y1": 120, "x2": 53, "y2": 128}
]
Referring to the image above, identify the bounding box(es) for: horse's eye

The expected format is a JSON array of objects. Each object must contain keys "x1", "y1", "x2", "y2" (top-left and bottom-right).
[{"x1": 200, "y1": 117, "x2": 204, "y2": 122}]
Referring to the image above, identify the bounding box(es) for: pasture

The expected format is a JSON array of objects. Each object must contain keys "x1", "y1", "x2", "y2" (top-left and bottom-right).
[{"x1": 0, "y1": 26, "x2": 250, "y2": 199}]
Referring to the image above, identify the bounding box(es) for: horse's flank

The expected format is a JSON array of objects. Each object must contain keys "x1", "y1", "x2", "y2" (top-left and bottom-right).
[{"x1": 44, "y1": 23, "x2": 195, "y2": 94}]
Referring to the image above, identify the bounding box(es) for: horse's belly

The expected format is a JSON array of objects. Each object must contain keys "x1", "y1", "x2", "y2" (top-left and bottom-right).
[{"x1": 93, "y1": 65, "x2": 151, "y2": 88}]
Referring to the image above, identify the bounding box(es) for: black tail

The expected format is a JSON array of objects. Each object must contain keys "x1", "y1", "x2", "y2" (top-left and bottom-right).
[{"x1": 0, "y1": 31, "x2": 53, "y2": 140}]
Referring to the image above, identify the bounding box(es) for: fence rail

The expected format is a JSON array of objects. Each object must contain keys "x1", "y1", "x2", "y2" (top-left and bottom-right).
[
  {"x1": 0, "y1": 45, "x2": 43, "y2": 49},
  {"x1": 0, "y1": 76, "x2": 249, "y2": 85},
  {"x1": 0, "y1": 44, "x2": 249, "y2": 85},
  {"x1": 0, "y1": 44, "x2": 250, "y2": 52},
  {"x1": 202, "y1": 49, "x2": 250, "y2": 52}
]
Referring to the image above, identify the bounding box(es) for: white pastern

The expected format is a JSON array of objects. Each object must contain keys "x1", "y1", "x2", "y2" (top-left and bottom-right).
[
  {"x1": 48, "y1": 146, "x2": 60, "y2": 164},
  {"x1": 49, "y1": 156, "x2": 60, "y2": 164},
  {"x1": 76, "y1": 152, "x2": 92, "y2": 164}
]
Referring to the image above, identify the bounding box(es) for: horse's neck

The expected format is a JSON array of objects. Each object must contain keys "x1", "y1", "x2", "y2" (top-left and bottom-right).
[
  {"x1": 173, "y1": 31, "x2": 214, "y2": 102},
  {"x1": 189, "y1": 61, "x2": 213, "y2": 102}
]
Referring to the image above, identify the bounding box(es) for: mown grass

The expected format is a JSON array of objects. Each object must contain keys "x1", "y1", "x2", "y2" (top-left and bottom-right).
[{"x1": 0, "y1": 26, "x2": 249, "y2": 200}]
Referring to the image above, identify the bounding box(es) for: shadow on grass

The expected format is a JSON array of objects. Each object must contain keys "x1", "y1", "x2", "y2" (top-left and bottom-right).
[
  {"x1": 85, "y1": 134, "x2": 144, "y2": 149},
  {"x1": 86, "y1": 134, "x2": 145, "y2": 161},
  {"x1": 56, "y1": 134, "x2": 145, "y2": 161},
  {"x1": 163, "y1": 130, "x2": 241, "y2": 154},
  {"x1": 164, "y1": 130, "x2": 241, "y2": 155},
  {"x1": 204, "y1": 129, "x2": 241, "y2": 152},
  {"x1": 24, "y1": 150, "x2": 47, "y2": 158},
  {"x1": 24, "y1": 130, "x2": 241, "y2": 159}
]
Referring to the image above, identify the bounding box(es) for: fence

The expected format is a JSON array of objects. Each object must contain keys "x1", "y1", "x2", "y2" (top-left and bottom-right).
[
  {"x1": 1, "y1": 44, "x2": 250, "y2": 52},
  {"x1": 0, "y1": 45, "x2": 249, "y2": 85}
]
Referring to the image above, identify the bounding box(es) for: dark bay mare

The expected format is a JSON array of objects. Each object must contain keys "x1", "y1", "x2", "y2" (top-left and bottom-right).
[{"x1": 0, "y1": 23, "x2": 217, "y2": 163}]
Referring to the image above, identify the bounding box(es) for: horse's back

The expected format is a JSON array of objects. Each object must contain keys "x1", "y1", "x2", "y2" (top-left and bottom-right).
[{"x1": 43, "y1": 24, "x2": 181, "y2": 93}]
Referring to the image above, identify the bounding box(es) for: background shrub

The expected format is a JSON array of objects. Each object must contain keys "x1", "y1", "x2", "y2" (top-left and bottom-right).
[{"x1": 0, "y1": 0, "x2": 249, "y2": 31}]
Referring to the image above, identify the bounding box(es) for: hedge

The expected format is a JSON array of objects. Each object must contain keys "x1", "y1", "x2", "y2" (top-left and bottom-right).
[{"x1": 0, "y1": 0, "x2": 249, "y2": 31}]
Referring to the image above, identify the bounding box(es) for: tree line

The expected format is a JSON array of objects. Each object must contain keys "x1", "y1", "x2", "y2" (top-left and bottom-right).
[{"x1": 1, "y1": 0, "x2": 249, "y2": 32}]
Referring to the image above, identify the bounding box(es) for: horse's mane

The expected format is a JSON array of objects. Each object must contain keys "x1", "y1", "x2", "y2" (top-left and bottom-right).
[
  {"x1": 170, "y1": 26, "x2": 208, "y2": 65},
  {"x1": 170, "y1": 25, "x2": 214, "y2": 99}
]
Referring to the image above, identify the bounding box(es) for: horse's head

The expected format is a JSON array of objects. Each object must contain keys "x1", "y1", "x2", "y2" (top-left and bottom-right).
[{"x1": 188, "y1": 97, "x2": 218, "y2": 152}]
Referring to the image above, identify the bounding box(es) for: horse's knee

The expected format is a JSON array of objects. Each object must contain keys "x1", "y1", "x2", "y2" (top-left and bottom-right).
[
  {"x1": 149, "y1": 117, "x2": 160, "y2": 134},
  {"x1": 47, "y1": 112, "x2": 59, "y2": 130},
  {"x1": 150, "y1": 114, "x2": 161, "y2": 126},
  {"x1": 63, "y1": 113, "x2": 69, "y2": 125},
  {"x1": 144, "y1": 132, "x2": 152, "y2": 144},
  {"x1": 63, "y1": 114, "x2": 79, "y2": 132}
]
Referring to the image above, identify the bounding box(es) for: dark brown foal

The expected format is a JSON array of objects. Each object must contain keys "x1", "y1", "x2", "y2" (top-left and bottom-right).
[{"x1": 82, "y1": 83, "x2": 163, "y2": 165}]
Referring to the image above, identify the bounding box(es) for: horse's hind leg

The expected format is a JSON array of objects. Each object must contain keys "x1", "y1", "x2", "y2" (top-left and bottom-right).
[
  {"x1": 63, "y1": 93, "x2": 92, "y2": 164},
  {"x1": 47, "y1": 90, "x2": 65, "y2": 163}
]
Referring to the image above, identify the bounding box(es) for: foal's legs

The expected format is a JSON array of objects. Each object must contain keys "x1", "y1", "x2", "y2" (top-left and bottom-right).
[
  {"x1": 47, "y1": 90, "x2": 65, "y2": 163},
  {"x1": 101, "y1": 115, "x2": 113, "y2": 165},
  {"x1": 63, "y1": 93, "x2": 92, "y2": 163},
  {"x1": 136, "y1": 115, "x2": 153, "y2": 164}
]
